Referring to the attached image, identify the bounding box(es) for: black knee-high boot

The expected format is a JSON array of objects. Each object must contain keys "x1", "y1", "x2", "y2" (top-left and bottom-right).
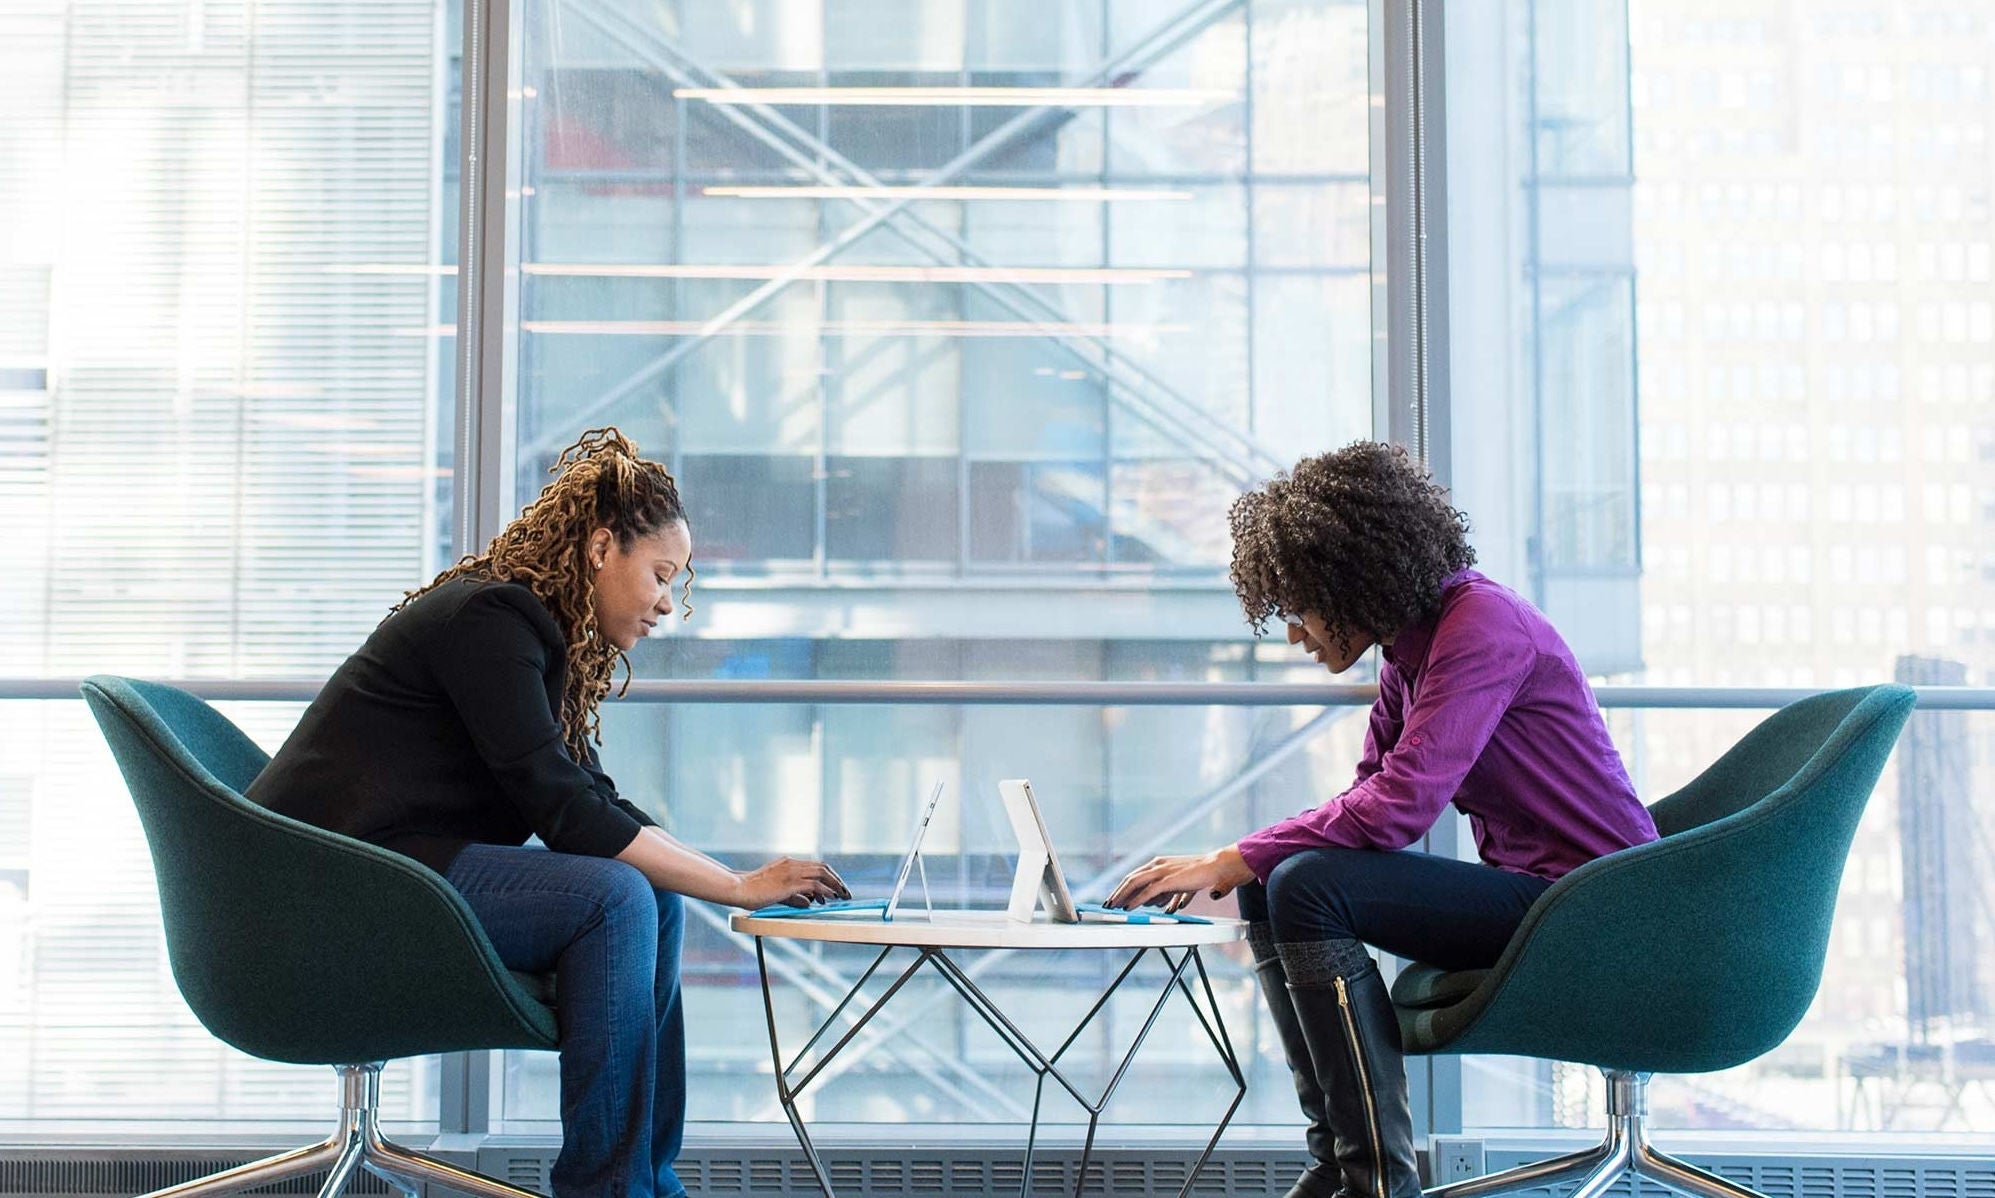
[
  {"x1": 1248, "y1": 924, "x2": 1340, "y2": 1198},
  {"x1": 1276, "y1": 939, "x2": 1422, "y2": 1198}
]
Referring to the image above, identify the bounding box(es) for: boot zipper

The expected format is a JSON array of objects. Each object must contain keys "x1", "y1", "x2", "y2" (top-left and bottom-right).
[{"x1": 1335, "y1": 976, "x2": 1386, "y2": 1198}]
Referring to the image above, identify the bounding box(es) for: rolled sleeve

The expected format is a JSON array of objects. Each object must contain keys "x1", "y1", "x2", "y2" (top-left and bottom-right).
[{"x1": 582, "y1": 740, "x2": 659, "y2": 830}]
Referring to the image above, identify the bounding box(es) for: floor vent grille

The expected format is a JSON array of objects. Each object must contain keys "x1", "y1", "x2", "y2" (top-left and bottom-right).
[
  {"x1": 3, "y1": 1144, "x2": 1988, "y2": 1197},
  {"x1": 1481, "y1": 1150, "x2": 1995, "y2": 1198},
  {"x1": 475, "y1": 1145, "x2": 1309, "y2": 1197},
  {"x1": 0, "y1": 1153, "x2": 391, "y2": 1196}
]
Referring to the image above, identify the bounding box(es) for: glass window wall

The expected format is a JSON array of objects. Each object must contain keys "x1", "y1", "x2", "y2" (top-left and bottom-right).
[
  {"x1": 3, "y1": 0, "x2": 1990, "y2": 1156},
  {"x1": 1446, "y1": 0, "x2": 1995, "y2": 1138},
  {"x1": 498, "y1": 0, "x2": 1379, "y2": 1131}
]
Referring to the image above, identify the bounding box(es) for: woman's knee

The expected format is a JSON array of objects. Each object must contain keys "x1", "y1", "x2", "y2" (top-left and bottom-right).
[
  {"x1": 1264, "y1": 850, "x2": 1358, "y2": 941},
  {"x1": 549, "y1": 858, "x2": 657, "y2": 986},
  {"x1": 585, "y1": 859, "x2": 659, "y2": 937},
  {"x1": 1262, "y1": 853, "x2": 1315, "y2": 914}
]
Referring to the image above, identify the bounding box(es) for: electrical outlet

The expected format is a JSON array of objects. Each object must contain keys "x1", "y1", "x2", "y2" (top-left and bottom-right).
[{"x1": 1429, "y1": 1136, "x2": 1485, "y2": 1185}]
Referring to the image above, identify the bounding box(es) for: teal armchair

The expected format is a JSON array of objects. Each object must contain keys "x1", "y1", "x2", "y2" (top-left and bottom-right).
[
  {"x1": 1394, "y1": 685, "x2": 1917, "y2": 1198},
  {"x1": 81, "y1": 675, "x2": 558, "y2": 1198}
]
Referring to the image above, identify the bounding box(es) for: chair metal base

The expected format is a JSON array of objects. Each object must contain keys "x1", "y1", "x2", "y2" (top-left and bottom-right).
[
  {"x1": 1425, "y1": 1072, "x2": 1766, "y2": 1198},
  {"x1": 137, "y1": 1064, "x2": 546, "y2": 1198}
]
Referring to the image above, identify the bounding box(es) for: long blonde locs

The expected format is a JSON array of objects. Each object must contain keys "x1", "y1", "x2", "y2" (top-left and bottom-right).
[{"x1": 389, "y1": 427, "x2": 693, "y2": 757}]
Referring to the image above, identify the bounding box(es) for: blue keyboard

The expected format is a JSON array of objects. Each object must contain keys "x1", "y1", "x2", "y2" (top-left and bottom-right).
[
  {"x1": 749, "y1": 898, "x2": 890, "y2": 920},
  {"x1": 1074, "y1": 902, "x2": 1212, "y2": 925}
]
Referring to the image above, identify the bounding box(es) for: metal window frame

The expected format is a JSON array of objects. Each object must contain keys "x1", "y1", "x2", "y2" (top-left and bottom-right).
[
  {"x1": 442, "y1": 0, "x2": 520, "y2": 1134},
  {"x1": 454, "y1": 0, "x2": 518, "y2": 563},
  {"x1": 1382, "y1": 0, "x2": 1450, "y2": 482},
  {"x1": 10, "y1": 678, "x2": 1995, "y2": 708},
  {"x1": 1379, "y1": 0, "x2": 1455, "y2": 1138}
]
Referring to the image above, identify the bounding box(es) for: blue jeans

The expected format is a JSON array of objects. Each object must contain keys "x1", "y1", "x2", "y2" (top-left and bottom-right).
[
  {"x1": 1238, "y1": 847, "x2": 1553, "y2": 970},
  {"x1": 445, "y1": 844, "x2": 687, "y2": 1198}
]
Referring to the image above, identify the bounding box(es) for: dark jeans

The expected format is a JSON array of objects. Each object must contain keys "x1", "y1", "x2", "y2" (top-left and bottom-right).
[
  {"x1": 1238, "y1": 847, "x2": 1554, "y2": 971},
  {"x1": 445, "y1": 844, "x2": 687, "y2": 1198}
]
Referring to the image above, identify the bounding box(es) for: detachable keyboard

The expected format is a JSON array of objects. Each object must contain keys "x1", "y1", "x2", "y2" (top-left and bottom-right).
[
  {"x1": 1072, "y1": 902, "x2": 1212, "y2": 925},
  {"x1": 749, "y1": 898, "x2": 890, "y2": 920}
]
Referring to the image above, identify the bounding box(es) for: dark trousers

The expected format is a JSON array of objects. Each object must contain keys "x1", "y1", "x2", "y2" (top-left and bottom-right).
[
  {"x1": 446, "y1": 844, "x2": 687, "y2": 1198},
  {"x1": 1239, "y1": 846, "x2": 1553, "y2": 970}
]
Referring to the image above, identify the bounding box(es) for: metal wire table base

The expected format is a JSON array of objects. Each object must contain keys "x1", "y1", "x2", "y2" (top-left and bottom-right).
[{"x1": 753, "y1": 939, "x2": 1246, "y2": 1198}]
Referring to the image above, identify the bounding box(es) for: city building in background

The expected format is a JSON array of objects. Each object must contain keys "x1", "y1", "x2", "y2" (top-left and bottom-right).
[{"x1": 1621, "y1": 0, "x2": 1995, "y2": 1131}]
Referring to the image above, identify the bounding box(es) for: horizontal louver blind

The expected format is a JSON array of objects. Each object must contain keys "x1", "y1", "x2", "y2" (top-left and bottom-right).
[
  {"x1": 45, "y1": 0, "x2": 443, "y2": 680},
  {"x1": 0, "y1": 0, "x2": 446, "y2": 1122}
]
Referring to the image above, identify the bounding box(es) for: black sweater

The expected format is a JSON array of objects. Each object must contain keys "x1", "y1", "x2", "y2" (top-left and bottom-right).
[{"x1": 247, "y1": 577, "x2": 656, "y2": 874}]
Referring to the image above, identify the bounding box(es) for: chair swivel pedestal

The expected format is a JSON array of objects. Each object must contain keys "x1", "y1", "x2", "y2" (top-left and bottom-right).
[
  {"x1": 145, "y1": 1064, "x2": 545, "y2": 1198},
  {"x1": 1428, "y1": 1072, "x2": 1756, "y2": 1198}
]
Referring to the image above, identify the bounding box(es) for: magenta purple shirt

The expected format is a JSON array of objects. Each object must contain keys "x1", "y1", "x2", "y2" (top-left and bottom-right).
[{"x1": 1236, "y1": 569, "x2": 1658, "y2": 883}]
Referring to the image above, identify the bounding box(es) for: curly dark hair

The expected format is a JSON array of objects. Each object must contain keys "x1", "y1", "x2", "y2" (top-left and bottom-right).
[
  {"x1": 1227, "y1": 442, "x2": 1475, "y2": 655},
  {"x1": 390, "y1": 428, "x2": 693, "y2": 756}
]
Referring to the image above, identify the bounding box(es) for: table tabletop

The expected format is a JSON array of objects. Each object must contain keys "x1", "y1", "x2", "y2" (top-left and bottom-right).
[{"x1": 730, "y1": 908, "x2": 1245, "y2": 950}]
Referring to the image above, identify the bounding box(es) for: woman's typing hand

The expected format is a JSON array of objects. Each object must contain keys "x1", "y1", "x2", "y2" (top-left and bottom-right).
[
  {"x1": 1105, "y1": 845, "x2": 1255, "y2": 914},
  {"x1": 734, "y1": 857, "x2": 852, "y2": 910}
]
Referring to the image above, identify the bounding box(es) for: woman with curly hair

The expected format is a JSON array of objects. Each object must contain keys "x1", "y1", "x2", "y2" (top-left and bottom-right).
[
  {"x1": 1108, "y1": 442, "x2": 1656, "y2": 1198},
  {"x1": 249, "y1": 428, "x2": 847, "y2": 1198}
]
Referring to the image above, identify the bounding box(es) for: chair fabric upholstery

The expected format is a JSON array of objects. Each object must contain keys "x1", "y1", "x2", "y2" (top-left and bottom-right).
[
  {"x1": 1391, "y1": 966, "x2": 1488, "y2": 1011},
  {"x1": 1392, "y1": 684, "x2": 1916, "y2": 1075},
  {"x1": 81, "y1": 675, "x2": 558, "y2": 1065}
]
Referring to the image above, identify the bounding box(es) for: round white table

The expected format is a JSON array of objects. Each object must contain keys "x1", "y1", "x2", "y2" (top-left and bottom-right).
[
  {"x1": 733, "y1": 907, "x2": 1246, "y2": 950},
  {"x1": 729, "y1": 909, "x2": 1247, "y2": 1198}
]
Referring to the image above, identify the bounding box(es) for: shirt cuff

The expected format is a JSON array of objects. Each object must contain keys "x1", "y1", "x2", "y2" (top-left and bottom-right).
[
  {"x1": 612, "y1": 797, "x2": 659, "y2": 829},
  {"x1": 552, "y1": 804, "x2": 646, "y2": 859},
  {"x1": 1234, "y1": 830, "x2": 1293, "y2": 883}
]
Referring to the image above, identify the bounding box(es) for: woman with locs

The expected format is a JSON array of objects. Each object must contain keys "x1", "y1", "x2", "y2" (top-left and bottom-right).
[
  {"x1": 250, "y1": 428, "x2": 848, "y2": 1198},
  {"x1": 1109, "y1": 442, "x2": 1658, "y2": 1198}
]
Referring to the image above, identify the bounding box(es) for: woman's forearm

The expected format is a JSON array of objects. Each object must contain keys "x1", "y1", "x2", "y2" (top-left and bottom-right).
[
  {"x1": 616, "y1": 826, "x2": 743, "y2": 905},
  {"x1": 647, "y1": 824, "x2": 738, "y2": 876},
  {"x1": 617, "y1": 827, "x2": 852, "y2": 910}
]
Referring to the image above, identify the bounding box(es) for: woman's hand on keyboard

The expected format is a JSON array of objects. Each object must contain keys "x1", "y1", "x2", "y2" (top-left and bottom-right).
[
  {"x1": 1106, "y1": 846, "x2": 1255, "y2": 913},
  {"x1": 734, "y1": 857, "x2": 851, "y2": 910}
]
